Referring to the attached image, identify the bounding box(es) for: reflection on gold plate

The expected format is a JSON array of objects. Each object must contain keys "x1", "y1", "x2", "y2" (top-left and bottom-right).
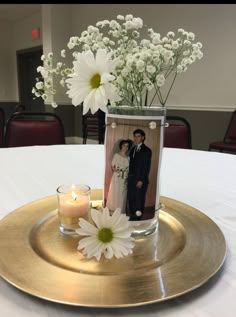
[{"x1": 0, "y1": 190, "x2": 226, "y2": 307}]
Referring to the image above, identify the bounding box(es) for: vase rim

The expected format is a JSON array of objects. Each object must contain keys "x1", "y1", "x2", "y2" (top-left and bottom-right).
[{"x1": 108, "y1": 105, "x2": 166, "y2": 109}]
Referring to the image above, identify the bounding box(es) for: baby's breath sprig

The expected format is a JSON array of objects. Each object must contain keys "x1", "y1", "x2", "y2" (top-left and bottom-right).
[{"x1": 32, "y1": 14, "x2": 203, "y2": 114}]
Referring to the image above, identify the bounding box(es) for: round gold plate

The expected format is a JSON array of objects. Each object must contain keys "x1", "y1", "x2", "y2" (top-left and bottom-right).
[{"x1": 0, "y1": 191, "x2": 226, "y2": 307}]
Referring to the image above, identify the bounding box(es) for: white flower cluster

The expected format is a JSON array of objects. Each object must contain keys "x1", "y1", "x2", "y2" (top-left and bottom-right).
[
  {"x1": 32, "y1": 14, "x2": 203, "y2": 113},
  {"x1": 32, "y1": 52, "x2": 73, "y2": 107}
]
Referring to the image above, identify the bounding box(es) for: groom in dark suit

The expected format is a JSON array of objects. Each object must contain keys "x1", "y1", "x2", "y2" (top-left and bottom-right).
[{"x1": 127, "y1": 128, "x2": 152, "y2": 220}]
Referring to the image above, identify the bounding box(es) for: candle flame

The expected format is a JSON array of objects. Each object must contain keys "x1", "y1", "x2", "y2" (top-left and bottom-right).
[{"x1": 72, "y1": 191, "x2": 78, "y2": 200}]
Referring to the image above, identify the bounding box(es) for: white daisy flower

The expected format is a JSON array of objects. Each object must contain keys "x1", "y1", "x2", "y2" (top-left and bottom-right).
[
  {"x1": 66, "y1": 48, "x2": 121, "y2": 114},
  {"x1": 76, "y1": 207, "x2": 135, "y2": 261}
]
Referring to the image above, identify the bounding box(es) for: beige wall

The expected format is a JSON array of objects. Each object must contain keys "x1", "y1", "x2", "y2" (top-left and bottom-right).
[
  {"x1": 67, "y1": 4, "x2": 236, "y2": 149},
  {"x1": 0, "y1": 20, "x2": 14, "y2": 101},
  {"x1": 1, "y1": 4, "x2": 236, "y2": 109},
  {"x1": 13, "y1": 11, "x2": 42, "y2": 51},
  {"x1": 42, "y1": 4, "x2": 72, "y2": 104},
  {"x1": 13, "y1": 11, "x2": 42, "y2": 101},
  {"x1": 70, "y1": 4, "x2": 236, "y2": 112},
  {"x1": 0, "y1": 4, "x2": 235, "y2": 149},
  {"x1": 0, "y1": 11, "x2": 42, "y2": 102}
]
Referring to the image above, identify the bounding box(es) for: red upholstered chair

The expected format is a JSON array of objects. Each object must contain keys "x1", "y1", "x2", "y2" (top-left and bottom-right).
[
  {"x1": 208, "y1": 110, "x2": 236, "y2": 154},
  {"x1": 4, "y1": 112, "x2": 65, "y2": 147},
  {"x1": 0, "y1": 107, "x2": 5, "y2": 147},
  {"x1": 164, "y1": 116, "x2": 192, "y2": 149}
]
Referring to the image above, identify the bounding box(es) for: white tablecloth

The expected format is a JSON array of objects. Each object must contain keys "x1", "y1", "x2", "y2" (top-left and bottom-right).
[{"x1": 0, "y1": 144, "x2": 235, "y2": 317}]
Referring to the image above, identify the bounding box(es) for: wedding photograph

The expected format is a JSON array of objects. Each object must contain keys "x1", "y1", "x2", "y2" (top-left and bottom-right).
[{"x1": 104, "y1": 111, "x2": 164, "y2": 220}]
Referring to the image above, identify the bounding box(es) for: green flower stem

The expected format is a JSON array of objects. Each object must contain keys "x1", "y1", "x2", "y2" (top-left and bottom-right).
[
  {"x1": 153, "y1": 83, "x2": 164, "y2": 105},
  {"x1": 149, "y1": 90, "x2": 158, "y2": 107},
  {"x1": 144, "y1": 89, "x2": 148, "y2": 107},
  {"x1": 163, "y1": 72, "x2": 178, "y2": 105}
]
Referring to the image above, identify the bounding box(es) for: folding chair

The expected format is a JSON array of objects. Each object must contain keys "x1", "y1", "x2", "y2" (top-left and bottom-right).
[
  {"x1": 0, "y1": 107, "x2": 5, "y2": 147},
  {"x1": 164, "y1": 116, "x2": 192, "y2": 149},
  {"x1": 4, "y1": 112, "x2": 65, "y2": 147},
  {"x1": 208, "y1": 110, "x2": 236, "y2": 154},
  {"x1": 82, "y1": 109, "x2": 105, "y2": 144}
]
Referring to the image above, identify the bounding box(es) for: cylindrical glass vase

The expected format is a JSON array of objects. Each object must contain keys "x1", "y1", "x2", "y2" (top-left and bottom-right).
[{"x1": 103, "y1": 105, "x2": 166, "y2": 238}]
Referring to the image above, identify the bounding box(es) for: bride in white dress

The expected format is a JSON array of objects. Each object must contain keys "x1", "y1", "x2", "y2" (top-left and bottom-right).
[{"x1": 106, "y1": 139, "x2": 132, "y2": 214}]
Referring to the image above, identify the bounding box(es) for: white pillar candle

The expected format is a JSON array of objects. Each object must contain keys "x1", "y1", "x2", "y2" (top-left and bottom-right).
[{"x1": 60, "y1": 191, "x2": 90, "y2": 217}]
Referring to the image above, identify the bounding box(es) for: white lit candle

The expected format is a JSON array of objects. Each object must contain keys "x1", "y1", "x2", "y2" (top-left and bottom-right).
[
  {"x1": 60, "y1": 191, "x2": 90, "y2": 218},
  {"x1": 57, "y1": 184, "x2": 91, "y2": 235}
]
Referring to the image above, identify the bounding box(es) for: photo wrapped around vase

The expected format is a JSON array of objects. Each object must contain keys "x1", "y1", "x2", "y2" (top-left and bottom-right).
[{"x1": 103, "y1": 105, "x2": 166, "y2": 238}]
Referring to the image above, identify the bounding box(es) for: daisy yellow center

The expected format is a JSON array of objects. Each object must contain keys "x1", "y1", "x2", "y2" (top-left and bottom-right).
[
  {"x1": 98, "y1": 228, "x2": 113, "y2": 243},
  {"x1": 90, "y1": 73, "x2": 101, "y2": 89}
]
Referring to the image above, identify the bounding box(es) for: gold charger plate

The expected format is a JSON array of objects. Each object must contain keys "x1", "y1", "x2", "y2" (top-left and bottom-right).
[{"x1": 0, "y1": 190, "x2": 226, "y2": 307}]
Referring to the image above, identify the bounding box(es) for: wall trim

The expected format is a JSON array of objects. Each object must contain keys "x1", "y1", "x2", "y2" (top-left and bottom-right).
[
  {"x1": 166, "y1": 104, "x2": 235, "y2": 112},
  {"x1": 47, "y1": 102, "x2": 235, "y2": 112},
  {"x1": 0, "y1": 100, "x2": 19, "y2": 103}
]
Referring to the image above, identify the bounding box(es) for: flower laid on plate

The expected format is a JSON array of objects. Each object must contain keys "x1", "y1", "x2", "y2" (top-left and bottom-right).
[
  {"x1": 32, "y1": 14, "x2": 203, "y2": 114},
  {"x1": 76, "y1": 207, "x2": 135, "y2": 261}
]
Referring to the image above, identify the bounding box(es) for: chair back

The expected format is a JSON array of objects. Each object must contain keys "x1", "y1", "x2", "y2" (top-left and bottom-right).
[
  {"x1": 82, "y1": 109, "x2": 105, "y2": 144},
  {"x1": 164, "y1": 116, "x2": 192, "y2": 149},
  {"x1": 5, "y1": 112, "x2": 65, "y2": 147},
  {"x1": 224, "y1": 110, "x2": 236, "y2": 142},
  {"x1": 0, "y1": 107, "x2": 5, "y2": 147}
]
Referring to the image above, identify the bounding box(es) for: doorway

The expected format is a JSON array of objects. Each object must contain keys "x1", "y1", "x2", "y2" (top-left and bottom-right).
[{"x1": 17, "y1": 46, "x2": 44, "y2": 112}]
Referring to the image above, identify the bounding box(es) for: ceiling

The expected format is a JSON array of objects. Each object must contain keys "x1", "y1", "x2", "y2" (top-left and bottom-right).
[{"x1": 0, "y1": 4, "x2": 41, "y2": 22}]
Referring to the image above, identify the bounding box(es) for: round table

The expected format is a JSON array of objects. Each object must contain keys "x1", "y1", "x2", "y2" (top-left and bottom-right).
[{"x1": 0, "y1": 144, "x2": 235, "y2": 317}]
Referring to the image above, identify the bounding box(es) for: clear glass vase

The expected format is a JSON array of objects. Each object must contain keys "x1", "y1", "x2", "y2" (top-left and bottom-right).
[{"x1": 103, "y1": 105, "x2": 166, "y2": 238}]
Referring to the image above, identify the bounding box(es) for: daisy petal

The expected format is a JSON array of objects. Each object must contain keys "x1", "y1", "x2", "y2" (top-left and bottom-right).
[
  {"x1": 76, "y1": 207, "x2": 135, "y2": 261},
  {"x1": 65, "y1": 48, "x2": 118, "y2": 115},
  {"x1": 104, "y1": 244, "x2": 114, "y2": 259},
  {"x1": 77, "y1": 236, "x2": 97, "y2": 249},
  {"x1": 77, "y1": 217, "x2": 98, "y2": 235},
  {"x1": 91, "y1": 208, "x2": 103, "y2": 228}
]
